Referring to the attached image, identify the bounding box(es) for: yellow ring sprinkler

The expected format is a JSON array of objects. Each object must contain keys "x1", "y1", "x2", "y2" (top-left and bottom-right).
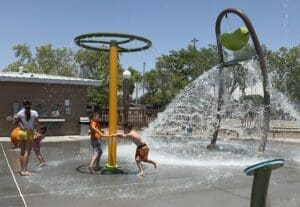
[{"x1": 74, "y1": 33, "x2": 152, "y2": 173}]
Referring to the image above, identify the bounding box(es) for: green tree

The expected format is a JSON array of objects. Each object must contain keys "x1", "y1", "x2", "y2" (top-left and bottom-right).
[
  {"x1": 144, "y1": 44, "x2": 218, "y2": 107},
  {"x1": 35, "y1": 44, "x2": 75, "y2": 76},
  {"x1": 75, "y1": 49, "x2": 110, "y2": 106},
  {"x1": 35, "y1": 44, "x2": 56, "y2": 74},
  {"x1": 13, "y1": 43, "x2": 33, "y2": 64},
  {"x1": 4, "y1": 43, "x2": 37, "y2": 72},
  {"x1": 266, "y1": 46, "x2": 300, "y2": 102},
  {"x1": 125, "y1": 66, "x2": 141, "y2": 95},
  {"x1": 142, "y1": 69, "x2": 160, "y2": 104},
  {"x1": 4, "y1": 43, "x2": 76, "y2": 76},
  {"x1": 53, "y1": 47, "x2": 76, "y2": 76},
  {"x1": 74, "y1": 49, "x2": 138, "y2": 107}
]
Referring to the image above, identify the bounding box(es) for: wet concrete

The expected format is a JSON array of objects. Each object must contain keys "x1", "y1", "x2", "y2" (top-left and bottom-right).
[{"x1": 1, "y1": 139, "x2": 300, "y2": 207}]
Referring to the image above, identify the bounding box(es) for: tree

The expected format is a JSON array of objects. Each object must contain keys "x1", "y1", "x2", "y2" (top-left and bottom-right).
[
  {"x1": 4, "y1": 43, "x2": 37, "y2": 72},
  {"x1": 13, "y1": 43, "x2": 33, "y2": 64},
  {"x1": 4, "y1": 43, "x2": 76, "y2": 76},
  {"x1": 74, "y1": 49, "x2": 138, "y2": 107},
  {"x1": 74, "y1": 49, "x2": 110, "y2": 106},
  {"x1": 266, "y1": 46, "x2": 300, "y2": 103},
  {"x1": 142, "y1": 69, "x2": 160, "y2": 104},
  {"x1": 143, "y1": 44, "x2": 218, "y2": 107},
  {"x1": 125, "y1": 66, "x2": 142, "y2": 95},
  {"x1": 35, "y1": 44, "x2": 56, "y2": 74},
  {"x1": 35, "y1": 44, "x2": 75, "y2": 76},
  {"x1": 52, "y1": 47, "x2": 76, "y2": 76}
]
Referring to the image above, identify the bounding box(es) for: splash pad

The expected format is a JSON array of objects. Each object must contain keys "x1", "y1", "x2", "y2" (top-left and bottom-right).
[{"x1": 7, "y1": 7, "x2": 295, "y2": 207}]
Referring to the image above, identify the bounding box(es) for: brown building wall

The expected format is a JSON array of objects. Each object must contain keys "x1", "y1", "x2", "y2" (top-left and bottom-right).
[{"x1": 0, "y1": 81, "x2": 89, "y2": 136}]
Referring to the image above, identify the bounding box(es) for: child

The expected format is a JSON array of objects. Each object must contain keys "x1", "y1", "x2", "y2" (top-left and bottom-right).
[
  {"x1": 14, "y1": 99, "x2": 40, "y2": 176},
  {"x1": 88, "y1": 112, "x2": 104, "y2": 174},
  {"x1": 32, "y1": 126, "x2": 47, "y2": 167},
  {"x1": 116, "y1": 122, "x2": 157, "y2": 176}
]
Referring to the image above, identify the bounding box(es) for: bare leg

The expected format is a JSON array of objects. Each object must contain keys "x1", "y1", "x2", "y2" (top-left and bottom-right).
[
  {"x1": 143, "y1": 159, "x2": 157, "y2": 168},
  {"x1": 94, "y1": 156, "x2": 102, "y2": 170},
  {"x1": 20, "y1": 141, "x2": 32, "y2": 176},
  {"x1": 94, "y1": 157, "x2": 99, "y2": 167},
  {"x1": 23, "y1": 141, "x2": 32, "y2": 172},
  {"x1": 33, "y1": 147, "x2": 45, "y2": 167},
  {"x1": 94, "y1": 143, "x2": 103, "y2": 170},
  {"x1": 19, "y1": 141, "x2": 25, "y2": 174},
  {"x1": 89, "y1": 155, "x2": 98, "y2": 174},
  {"x1": 136, "y1": 160, "x2": 144, "y2": 176}
]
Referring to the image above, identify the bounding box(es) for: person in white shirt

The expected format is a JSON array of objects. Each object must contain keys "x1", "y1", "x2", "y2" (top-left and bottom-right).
[{"x1": 14, "y1": 100, "x2": 40, "y2": 176}]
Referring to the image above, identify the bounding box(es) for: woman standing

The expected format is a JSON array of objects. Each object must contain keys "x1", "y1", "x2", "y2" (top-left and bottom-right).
[{"x1": 14, "y1": 100, "x2": 40, "y2": 176}]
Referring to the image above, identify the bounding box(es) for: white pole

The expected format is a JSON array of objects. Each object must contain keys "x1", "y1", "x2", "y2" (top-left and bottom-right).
[{"x1": 135, "y1": 82, "x2": 138, "y2": 106}]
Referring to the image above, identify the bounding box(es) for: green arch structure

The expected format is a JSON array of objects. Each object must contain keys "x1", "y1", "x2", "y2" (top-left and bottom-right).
[{"x1": 208, "y1": 8, "x2": 271, "y2": 153}]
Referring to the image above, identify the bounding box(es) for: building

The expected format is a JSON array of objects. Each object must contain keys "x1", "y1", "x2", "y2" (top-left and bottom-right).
[{"x1": 0, "y1": 72, "x2": 101, "y2": 136}]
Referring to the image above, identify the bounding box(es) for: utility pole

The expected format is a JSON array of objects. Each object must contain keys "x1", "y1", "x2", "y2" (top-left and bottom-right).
[
  {"x1": 142, "y1": 62, "x2": 145, "y2": 98},
  {"x1": 191, "y1": 37, "x2": 199, "y2": 49},
  {"x1": 135, "y1": 82, "x2": 138, "y2": 106},
  {"x1": 123, "y1": 70, "x2": 131, "y2": 124}
]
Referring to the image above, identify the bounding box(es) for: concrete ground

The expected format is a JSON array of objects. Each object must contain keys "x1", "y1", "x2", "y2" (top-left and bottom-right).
[{"x1": 1, "y1": 135, "x2": 300, "y2": 207}]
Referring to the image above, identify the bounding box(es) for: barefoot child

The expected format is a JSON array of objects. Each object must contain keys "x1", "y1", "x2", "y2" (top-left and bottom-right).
[
  {"x1": 33, "y1": 126, "x2": 47, "y2": 167},
  {"x1": 116, "y1": 122, "x2": 157, "y2": 176},
  {"x1": 88, "y1": 112, "x2": 104, "y2": 174},
  {"x1": 14, "y1": 99, "x2": 40, "y2": 176}
]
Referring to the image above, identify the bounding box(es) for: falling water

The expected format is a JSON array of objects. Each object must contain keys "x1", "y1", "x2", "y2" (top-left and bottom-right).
[{"x1": 140, "y1": 59, "x2": 299, "y2": 166}]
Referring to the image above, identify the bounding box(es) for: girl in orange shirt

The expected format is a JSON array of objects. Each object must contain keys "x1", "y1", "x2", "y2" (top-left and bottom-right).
[{"x1": 88, "y1": 112, "x2": 103, "y2": 174}]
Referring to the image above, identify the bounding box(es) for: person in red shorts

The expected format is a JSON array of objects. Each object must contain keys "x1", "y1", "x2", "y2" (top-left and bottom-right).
[{"x1": 116, "y1": 122, "x2": 157, "y2": 176}]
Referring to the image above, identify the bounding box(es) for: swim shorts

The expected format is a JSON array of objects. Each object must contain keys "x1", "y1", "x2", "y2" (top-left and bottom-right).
[
  {"x1": 91, "y1": 139, "x2": 103, "y2": 156},
  {"x1": 135, "y1": 144, "x2": 149, "y2": 161}
]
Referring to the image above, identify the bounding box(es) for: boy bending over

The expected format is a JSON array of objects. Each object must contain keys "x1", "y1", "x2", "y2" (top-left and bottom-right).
[{"x1": 117, "y1": 122, "x2": 157, "y2": 176}]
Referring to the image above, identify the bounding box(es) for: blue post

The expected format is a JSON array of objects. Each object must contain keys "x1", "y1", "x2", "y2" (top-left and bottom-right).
[{"x1": 244, "y1": 159, "x2": 284, "y2": 207}]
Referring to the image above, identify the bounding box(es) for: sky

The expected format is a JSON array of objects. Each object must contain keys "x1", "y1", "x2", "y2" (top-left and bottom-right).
[{"x1": 0, "y1": 0, "x2": 299, "y2": 73}]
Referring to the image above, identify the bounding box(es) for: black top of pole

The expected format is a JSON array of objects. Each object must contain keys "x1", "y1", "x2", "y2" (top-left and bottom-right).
[{"x1": 74, "y1": 32, "x2": 152, "y2": 53}]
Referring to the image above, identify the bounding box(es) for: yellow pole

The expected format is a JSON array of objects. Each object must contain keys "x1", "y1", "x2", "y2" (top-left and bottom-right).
[{"x1": 108, "y1": 41, "x2": 118, "y2": 167}]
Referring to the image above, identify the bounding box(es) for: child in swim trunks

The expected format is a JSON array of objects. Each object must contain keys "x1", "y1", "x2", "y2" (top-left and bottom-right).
[
  {"x1": 116, "y1": 122, "x2": 157, "y2": 176},
  {"x1": 33, "y1": 126, "x2": 47, "y2": 167}
]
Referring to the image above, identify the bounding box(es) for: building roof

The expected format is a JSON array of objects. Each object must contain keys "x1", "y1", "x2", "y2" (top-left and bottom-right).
[{"x1": 0, "y1": 72, "x2": 101, "y2": 86}]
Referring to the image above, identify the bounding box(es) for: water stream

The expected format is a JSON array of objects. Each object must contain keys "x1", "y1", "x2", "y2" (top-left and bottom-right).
[{"x1": 138, "y1": 59, "x2": 299, "y2": 166}]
